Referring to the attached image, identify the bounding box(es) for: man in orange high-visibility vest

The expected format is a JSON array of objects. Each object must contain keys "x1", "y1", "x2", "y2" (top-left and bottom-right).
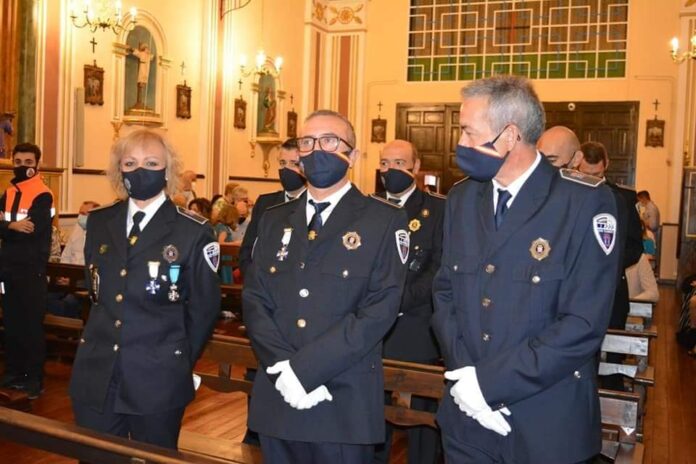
[{"x1": 0, "y1": 142, "x2": 54, "y2": 399}]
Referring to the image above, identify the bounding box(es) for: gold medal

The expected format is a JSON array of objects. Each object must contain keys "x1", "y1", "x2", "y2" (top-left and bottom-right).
[
  {"x1": 99, "y1": 244, "x2": 108, "y2": 254},
  {"x1": 129, "y1": 235, "x2": 138, "y2": 246},
  {"x1": 342, "y1": 231, "x2": 362, "y2": 250},
  {"x1": 308, "y1": 230, "x2": 317, "y2": 241},
  {"x1": 530, "y1": 238, "x2": 551, "y2": 261},
  {"x1": 409, "y1": 218, "x2": 421, "y2": 232},
  {"x1": 421, "y1": 208, "x2": 430, "y2": 218},
  {"x1": 162, "y1": 244, "x2": 179, "y2": 263}
]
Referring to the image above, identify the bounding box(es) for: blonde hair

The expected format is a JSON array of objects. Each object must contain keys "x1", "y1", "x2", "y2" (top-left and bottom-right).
[
  {"x1": 107, "y1": 129, "x2": 182, "y2": 199},
  {"x1": 214, "y1": 203, "x2": 239, "y2": 229}
]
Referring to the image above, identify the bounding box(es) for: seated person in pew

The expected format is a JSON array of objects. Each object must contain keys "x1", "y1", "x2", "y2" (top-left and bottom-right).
[
  {"x1": 188, "y1": 197, "x2": 212, "y2": 220},
  {"x1": 433, "y1": 77, "x2": 620, "y2": 464},
  {"x1": 373, "y1": 139, "x2": 445, "y2": 464},
  {"x1": 69, "y1": 129, "x2": 221, "y2": 450},
  {"x1": 46, "y1": 201, "x2": 100, "y2": 318}
]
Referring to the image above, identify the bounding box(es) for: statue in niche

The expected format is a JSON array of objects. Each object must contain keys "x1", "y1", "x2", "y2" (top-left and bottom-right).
[
  {"x1": 257, "y1": 73, "x2": 278, "y2": 136},
  {"x1": 125, "y1": 26, "x2": 158, "y2": 115}
]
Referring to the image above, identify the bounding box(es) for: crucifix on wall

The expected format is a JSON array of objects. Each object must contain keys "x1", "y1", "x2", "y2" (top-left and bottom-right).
[{"x1": 645, "y1": 98, "x2": 665, "y2": 148}]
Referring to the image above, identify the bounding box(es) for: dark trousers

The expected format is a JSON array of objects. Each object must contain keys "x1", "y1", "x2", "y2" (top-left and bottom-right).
[
  {"x1": 1, "y1": 270, "x2": 46, "y2": 383},
  {"x1": 242, "y1": 368, "x2": 260, "y2": 446},
  {"x1": 374, "y1": 393, "x2": 440, "y2": 464},
  {"x1": 259, "y1": 434, "x2": 374, "y2": 464},
  {"x1": 72, "y1": 370, "x2": 185, "y2": 450}
]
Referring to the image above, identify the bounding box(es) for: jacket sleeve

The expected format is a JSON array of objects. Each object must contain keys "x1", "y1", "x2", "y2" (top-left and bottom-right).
[
  {"x1": 475, "y1": 187, "x2": 620, "y2": 407},
  {"x1": 289, "y1": 210, "x2": 408, "y2": 391},
  {"x1": 239, "y1": 198, "x2": 265, "y2": 275},
  {"x1": 2, "y1": 192, "x2": 53, "y2": 242},
  {"x1": 186, "y1": 225, "x2": 222, "y2": 364},
  {"x1": 431, "y1": 193, "x2": 475, "y2": 369},
  {"x1": 0, "y1": 192, "x2": 7, "y2": 237},
  {"x1": 243, "y1": 213, "x2": 298, "y2": 368}
]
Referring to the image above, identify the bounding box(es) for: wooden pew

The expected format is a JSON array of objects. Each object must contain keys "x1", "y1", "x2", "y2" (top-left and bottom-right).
[
  {"x1": 219, "y1": 244, "x2": 243, "y2": 318},
  {"x1": 0, "y1": 405, "x2": 250, "y2": 463},
  {"x1": 599, "y1": 389, "x2": 644, "y2": 463},
  {"x1": 628, "y1": 300, "x2": 655, "y2": 329}
]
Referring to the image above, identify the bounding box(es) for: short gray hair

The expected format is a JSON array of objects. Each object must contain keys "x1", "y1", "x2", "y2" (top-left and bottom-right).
[
  {"x1": 305, "y1": 109, "x2": 356, "y2": 147},
  {"x1": 461, "y1": 75, "x2": 545, "y2": 145}
]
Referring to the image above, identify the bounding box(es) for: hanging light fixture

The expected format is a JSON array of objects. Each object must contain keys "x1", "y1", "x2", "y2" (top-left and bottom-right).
[
  {"x1": 239, "y1": 49, "x2": 283, "y2": 77},
  {"x1": 70, "y1": 0, "x2": 137, "y2": 35},
  {"x1": 670, "y1": 31, "x2": 696, "y2": 63}
]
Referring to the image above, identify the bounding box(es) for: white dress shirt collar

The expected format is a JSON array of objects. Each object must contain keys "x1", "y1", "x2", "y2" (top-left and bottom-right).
[
  {"x1": 492, "y1": 152, "x2": 542, "y2": 211},
  {"x1": 386, "y1": 182, "x2": 417, "y2": 207},
  {"x1": 127, "y1": 191, "x2": 167, "y2": 235},
  {"x1": 305, "y1": 181, "x2": 353, "y2": 225}
]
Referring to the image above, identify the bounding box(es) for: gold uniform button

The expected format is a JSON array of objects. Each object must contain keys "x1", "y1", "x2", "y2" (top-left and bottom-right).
[
  {"x1": 113, "y1": 344, "x2": 119, "y2": 351},
  {"x1": 531, "y1": 275, "x2": 541, "y2": 284},
  {"x1": 120, "y1": 269, "x2": 127, "y2": 277},
  {"x1": 482, "y1": 333, "x2": 491, "y2": 342},
  {"x1": 297, "y1": 318, "x2": 307, "y2": 328},
  {"x1": 114, "y1": 320, "x2": 122, "y2": 328},
  {"x1": 342, "y1": 270, "x2": 349, "y2": 278},
  {"x1": 79, "y1": 338, "x2": 86, "y2": 344},
  {"x1": 115, "y1": 294, "x2": 123, "y2": 302},
  {"x1": 299, "y1": 289, "x2": 309, "y2": 298},
  {"x1": 481, "y1": 297, "x2": 491, "y2": 308},
  {"x1": 485, "y1": 264, "x2": 495, "y2": 274},
  {"x1": 269, "y1": 266, "x2": 277, "y2": 274}
]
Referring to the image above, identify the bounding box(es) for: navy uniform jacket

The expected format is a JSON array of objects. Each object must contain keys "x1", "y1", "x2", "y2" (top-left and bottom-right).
[
  {"x1": 376, "y1": 189, "x2": 445, "y2": 363},
  {"x1": 432, "y1": 158, "x2": 620, "y2": 463},
  {"x1": 239, "y1": 189, "x2": 286, "y2": 275},
  {"x1": 69, "y1": 199, "x2": 221, "y2": 415},
  {"x1": 243, "y1": 186, "x2": 408, "y2": 444}
]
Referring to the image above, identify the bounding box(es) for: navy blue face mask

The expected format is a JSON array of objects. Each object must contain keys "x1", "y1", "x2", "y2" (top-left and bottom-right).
[
  {"x1": 381, "y1": 168, "x2": 415, "y2": 194},
  {"x1": 122, "y1": 168, "x2": 167, "y2": 200},
  {"x1": 278, "y1": 167, "x2": 306, "y2": 192},
  {"x1": 455, "y1": 126, "x2": 511, "y2": 182},
  {"x1": 300, "y1": 150, "x2": 350, "y2": 189}
]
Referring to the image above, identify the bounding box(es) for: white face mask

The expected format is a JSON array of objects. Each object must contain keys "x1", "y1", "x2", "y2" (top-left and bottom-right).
[{"x1": 77, "y1": 214, "x2": 88, "y2": 230}]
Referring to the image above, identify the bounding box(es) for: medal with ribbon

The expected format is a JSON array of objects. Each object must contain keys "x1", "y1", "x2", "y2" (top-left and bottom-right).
[
  {"x1": 168, "y1": 264, "x2": 181, "y2": 302},
  {"x1": 276, "y1": 228, "x2": 293, "y2": 261},
  {"x1": 146, "y1": 261, "x2": 161, "y2": 295}
]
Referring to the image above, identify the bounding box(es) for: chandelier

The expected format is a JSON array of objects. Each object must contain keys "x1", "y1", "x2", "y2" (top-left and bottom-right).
[
  {"x1": 670, "y1": 33, "x2": 696, "y2": 63},
  {"x1": 239, "y1": 50, "x2": 283, "y2": 78},
  {"x1": 70, "y1": 1, "x2": 137, "y2": 35}
]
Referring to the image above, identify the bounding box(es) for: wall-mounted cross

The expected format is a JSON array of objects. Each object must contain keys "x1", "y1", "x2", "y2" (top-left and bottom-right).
[
  {"x1": 238, "y1": 78, "x2": 243, "y2": 92},
  {"x1": 653, "y1": 99, "x2": 660, "y2": 112},
  {"x1": 180, "y1": 61, "x2": 186, "y2": 76},
  {"x1": 90, "y1": 37, "x2": 98, "y2": 54},
  {"x1": 377, "y1": 101, "x2": 383, "y2": 113},
  {"x1": 290, "y1": 94, "x2": 294, "y2": 106}
]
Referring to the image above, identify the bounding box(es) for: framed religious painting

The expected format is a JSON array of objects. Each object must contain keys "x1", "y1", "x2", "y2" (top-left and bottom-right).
[
  {"x1": 176, "y1": 83, "x2": 191, "y2": 119},
  {"x1": 287, "y1": 110, "x2": 298, "y2": 138},
  {"x1": 645, "y1": 118, "x2": 665, "y2": 147},
  {"x1": 371, "y1": 118, "x2": 387, "y2": 143},
  {"x1": 84, "y1": 62, "x2": 105, "y2": 106},
  {"x1": 234, "y1": 98, "x2": 247, "y2": 129}
]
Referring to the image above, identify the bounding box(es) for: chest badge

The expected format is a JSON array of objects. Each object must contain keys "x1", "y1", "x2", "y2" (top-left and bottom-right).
[
  {"x1": 421, "y1": 208, "x2": 430, "y2": 218},
  {"x1": 409, "y1": 218, "x2": 421, "y2": 232},
  {"x1": 146, "y1": 261, "x2": 161, "y2": 295},
  {"x1": 529, "y1": 238, "x2": 551, "y2": 261},
  {"x1": 342, "y1": 231, "x2": 362, "y2": 251},
  {"x1": 308, "y1": 230, "x2": 317, "y2": 241},
  {"x1": 99, "y1": 244, "x2": 108, "y2": 255},
  {"x1": 162, "y1": 244, "x2": 179, "y2": 263},
  {"x1": 276, "y1": 228, "x2": 293, "y2": 261}
]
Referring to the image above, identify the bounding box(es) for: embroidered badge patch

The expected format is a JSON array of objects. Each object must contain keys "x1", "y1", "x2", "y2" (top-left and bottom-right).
[
  {"x1": 203, "y1": 242, "x2": 221, "y2": 272},
  {"x1": 342, "y1": 231, "x2": 362, "y2": 250},
  {"x1": 395, "y1": 229, "x2": 410, "y2": 264},
  {"x1": 593, "y1": 213, "x2": 617, "y2": 255},
  {"x1": 162, "y1": 244, "x2": 179, "y2": 263},
  {"x1": 529, "y1": 238, "x2": 551, "y2": 261}
]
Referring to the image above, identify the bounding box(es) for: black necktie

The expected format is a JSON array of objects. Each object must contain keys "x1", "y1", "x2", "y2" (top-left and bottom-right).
[
  {"x1": 128, "y1": 211, "x2": 145, "y2": 246},
  {"x1": 494, "y1": 189, "x2": 512, "y2": 230},
  {"x1": 388, "y1": 197, "x2": 401, "y2": 206},
  {"x1": 308, "y1": 200, "x2": 330, "y2": 235}
]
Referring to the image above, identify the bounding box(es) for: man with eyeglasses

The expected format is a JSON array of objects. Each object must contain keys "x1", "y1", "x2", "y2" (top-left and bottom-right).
[
  {"x1": 243, "y1": 109, "x2": 409, "y2": 463},
  {"x1": 373, "y1": 139, "x2": 445, "y2": 464}
]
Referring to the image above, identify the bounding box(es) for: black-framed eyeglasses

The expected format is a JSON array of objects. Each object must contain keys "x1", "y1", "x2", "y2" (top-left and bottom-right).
[{"x1": 296, "y1": 135, "x2": 354, "y2": 153}]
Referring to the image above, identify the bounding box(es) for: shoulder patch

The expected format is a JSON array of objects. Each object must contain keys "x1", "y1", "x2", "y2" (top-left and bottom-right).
[
  {"x1": 176, "y1": 206, "x2": 208, "y2": 224},
  {"x1": 559, "y1": 168, "x2": 605, "y2": 188},
  {"x1": 369, "y1": 194, "x2": 401, "y2": 208},
  {"x1": 425, "y1": 190, "x2": 447, "y2": 200},
  {"x1": 90, "y1": 200, "x2": 122, "y2": 213}
]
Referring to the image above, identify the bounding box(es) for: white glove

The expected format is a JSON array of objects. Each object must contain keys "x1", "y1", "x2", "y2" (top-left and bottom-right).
[
  {"x1": 266, "y1": 360, "x2": 307, "y2": 408},
  {"x1": 192, "y1": 373, "x2": 201, "y2": 391},
  {"x1": 443, "y1": 366, "x2": 489, "y2": 416},
  {"x1": 296, "y1": 385, "x2": 333, "y2": 410},
  {"x1": 473, "y1": 407, "x2": 512, "y2": 437}
]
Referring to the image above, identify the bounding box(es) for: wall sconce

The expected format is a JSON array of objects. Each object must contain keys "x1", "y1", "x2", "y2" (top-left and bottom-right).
[
  {"x1": 70, "y1": 1, "x2": 137, "y2": 35},
  {"x1": 670, "y1": 33, "x2": 696, "y2": 63},
  {"x1": 239, "y1": 50, "x2": 283, "y2": 78}
]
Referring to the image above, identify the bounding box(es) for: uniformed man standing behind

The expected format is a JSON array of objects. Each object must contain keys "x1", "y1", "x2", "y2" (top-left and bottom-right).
[
  {"x1": 432, "y1": 76, "x2": 620, "y2": 463},
  {"x1": 0, "y1": 143, "x2": 54, "y2": 399},
  {"x1": 69, "y1": 129, "x2": 221, "y2": 449},
  {"x1": 243, "y1": 110, "x2": 409, "y2": 464},
  {"x1": 372, "y1": 139, "x2": 444, "y2": 464},
  {"x1": 239, "y1": 137, "x2": 307, "y2": 276}
]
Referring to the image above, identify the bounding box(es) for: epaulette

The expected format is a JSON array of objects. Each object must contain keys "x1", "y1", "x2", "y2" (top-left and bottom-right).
[
  {"x1": 452, "y1": 176, "x2": 470, "y2": 187},
  {"x1": 615, "y1": 182, "x2": 635, "y2": 192},
  {"x1": 559, "y1": 168, "x2": 605, "y2": 188},
  {"x1": 425, "y1": 190, "x2": 446, "y2": 200},
  {"x1": 89, "y1": 200, "x2": 121, "y2": 213},
  {"x1": 267, "y1": 196, "x2": 300, "y2": 211},
  {"x1": 369, "y1": 193, "x2": 401, "y2": 208},
  {"x1": 176, "y1": 206, "x2": 208, "y2": 224}
]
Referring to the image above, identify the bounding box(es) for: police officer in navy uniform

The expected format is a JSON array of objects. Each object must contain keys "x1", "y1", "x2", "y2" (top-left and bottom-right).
[
  {"x1": 239, "y1": 138, "x2": 307, "y2": 276},
  {"x1": 243, "y1": 110, "x2": 409, "y2": 463},
  {"x1": 372, "y1": 139, "x2": 444, "y2": 464},
  {"x1": 432, "y1": 76, "x2": 620, "y2": 463},
  {"x1": 69, "y1": 129, "x2": 221, "y2": 450}
]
